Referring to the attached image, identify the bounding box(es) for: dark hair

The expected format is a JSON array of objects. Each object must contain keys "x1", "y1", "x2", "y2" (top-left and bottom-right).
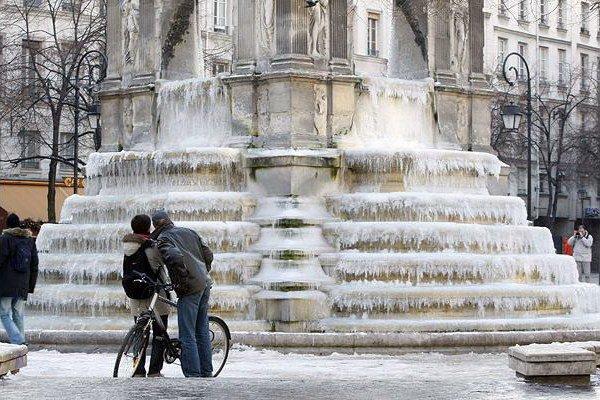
[
  {"x1": 6, "y1": 213, "x2": 20, "y2": 228},
  {"x1": 131, "y1": 214, "x2": 151, "y2": 234}
]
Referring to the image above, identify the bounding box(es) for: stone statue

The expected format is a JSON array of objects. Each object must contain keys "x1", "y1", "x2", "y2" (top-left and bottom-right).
[
  {"x1": 308, "y1": 0, "x2": 328, "y2": 58},
  {"x1": 450, "y1": 3, "x2": 468, "y2": 77},
  {"x1": 258, "y1": 0, "x2": 275, "y2": 55},
  {"x1": 122, "y1": 0, "x2": 140, "y2": 66}
]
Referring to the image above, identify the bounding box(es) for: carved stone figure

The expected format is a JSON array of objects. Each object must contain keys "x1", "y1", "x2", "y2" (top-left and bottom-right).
[
  {"x1": 308, "y1": 0, "x2": 328, "y2": 58},
  {"x1": 313, "y1": 85, "x2": 327, "y2": 135},
  {"x1": 122, "y1": 0, "x2": 140, "y2": 66},
  {"x1": 450, "y1": 3, "x2": 468, "y2": 77},
  {"x1": 258, "y1": 0, "x2": 275, "y2": 55}
]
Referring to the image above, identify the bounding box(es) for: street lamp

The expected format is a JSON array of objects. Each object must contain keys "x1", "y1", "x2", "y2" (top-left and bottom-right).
[
  {"x1": 578, "y1": 188, "x2": 589, "y2": 226},
  {"x1": 86, "y1": 97, "x2": 102, "y2": 151},
  {"x1": 501, "y1": 52, "x2": 533, "y2": 221},
  {"x1": 500, "y1": 102, "x2": 522, "y2": 132},
  {"x1": 73, "y1": 50, "x2": 107, "y2": 194}
]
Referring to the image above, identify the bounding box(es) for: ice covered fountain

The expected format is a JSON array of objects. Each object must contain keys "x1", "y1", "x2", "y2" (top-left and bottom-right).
[{"x1": 32, "y1": 0, "x2": 600, "y2": 338}]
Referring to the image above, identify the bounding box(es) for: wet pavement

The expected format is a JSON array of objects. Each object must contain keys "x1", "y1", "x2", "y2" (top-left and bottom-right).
[{"x1": 1, "y1": 347, "x2": 599, "y2": 400}]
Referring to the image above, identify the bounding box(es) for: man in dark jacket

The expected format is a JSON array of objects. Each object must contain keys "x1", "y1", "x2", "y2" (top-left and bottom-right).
[
  {"x1": 151, "y1": 211, "x2": 213, "y2": 378},
  {"x1": 0, "y1": 214, "x2": 39, "y2": 344}
]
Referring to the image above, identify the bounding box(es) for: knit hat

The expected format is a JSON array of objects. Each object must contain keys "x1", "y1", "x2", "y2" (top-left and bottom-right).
[{"x1": 6, "y1": 213, "x2": 20, "y2": 228}]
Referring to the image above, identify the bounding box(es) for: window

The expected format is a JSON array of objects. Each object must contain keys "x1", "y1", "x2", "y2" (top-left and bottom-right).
[
  {"x1": 519, "y1": 0, "x2": 527, "y2": 21},
  {"x1": 497, "y1": 37, "x2": 508, "y2": 70},
  {"x1": 539, "y1": 174, "x2": 548, "y2": 194},
  {"x1": 61, "y1": 0, "x2": 75, "y2": 12},
  {"x1": 213, "y1": 0, "x2": 227, "y2": 32},
  {"x1": 518, "y1": 42, "x2": 528, "y2": 80},
  {"x1": 23, "y1": 0, "x2": 43, "y2": 7},
  {"x1": 581, "y1": 53, "x2": 590, "y2": 91},
  {"x1": 582, "y1": 2, "x2": 590, "y2": 34},
  {"x1": 498, "y1": 0, "x2": 507, "y2": 16},
  {"x1": 539, "y1": 46, "x2": 549, "y2": 82},
  {"x1": 558, "y1": 49, "x2": 567, "y2": 86},
  {"x1": 557, "y1": 0, "x2": 567, "y2": 29},
  {"x1": 60, "y1": 132, "x2": 74, "y2": 160},
  {"x1": 367, "y1": 13, "x2": 379, "y2": 57},
  {"x1": 517, "y1": 167, "x2": 527, "y2": 195},
  {"x1": 21, "y1": 40, "x2": 41, "y2": 98},
  {"x1": 212, "y1": 62, "x2": 229, "y2": 76},
  {"x1": 19, "y1": 130, "x2": 40, "y2": 169},
  {"x1": 540, "y1": 0, "x2": 548, "y2": 25}
]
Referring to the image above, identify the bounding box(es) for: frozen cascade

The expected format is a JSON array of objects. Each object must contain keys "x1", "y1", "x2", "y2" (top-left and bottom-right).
[
  {"x1": 326, "y1": 192, "x2": 527, "y2": 225},
  {"x1": 37, "y1": 221, "x2": 260, "y2": 253},
  {"x1": 321, "y1": 253, "x2": 579, "y2": 285},
  {"x1": 330, "y1": 283, "x2": 600, "y2": 315},
  {"x1": 86, "y1": 148, "x2": 244, "y2": 195},
  {"x1": 61, "y1": 192, "x2": 256, "y2": 224},
  {"x1": 156, "y1": 78, "x2": 235, "y2": 149},
  {"x1": 343, "y1": 148, "x2": 503, "y2": 177},
  {"x1": 323, "y1": 222, "x2": 555, "y2": 254},
  {"x1": 340, "y1": 78, "x2": 436, "y2": 148},
  {"x1": 38, "y1": 252, "x2": 262, "y2": 284},
  {"x1": 250, "y1": 258, "x2": 334, "y2": 289}
]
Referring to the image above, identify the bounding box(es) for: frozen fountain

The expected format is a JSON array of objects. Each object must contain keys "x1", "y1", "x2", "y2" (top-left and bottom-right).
[{"x1": 29, "y1": 0, "x2": 600, "y2": 339}]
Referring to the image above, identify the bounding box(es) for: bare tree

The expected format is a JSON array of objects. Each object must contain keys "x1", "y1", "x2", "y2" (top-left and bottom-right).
[
  {"x1": 0, "y1": 0, "x2": 106, "y2": 222},
  {"x1": 492, "y1": 72, "x2": 595, "y2": 233}
]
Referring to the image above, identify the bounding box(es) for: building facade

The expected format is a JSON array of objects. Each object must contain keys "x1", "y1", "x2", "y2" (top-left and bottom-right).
[{"x1": 484, "y1": 0, "x2": 600, "y2": 271}]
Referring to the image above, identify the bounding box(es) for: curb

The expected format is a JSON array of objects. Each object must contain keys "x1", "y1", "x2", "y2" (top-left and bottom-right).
[{"x1": 3, "y1": 329, "x2": 600, "y2": 351}]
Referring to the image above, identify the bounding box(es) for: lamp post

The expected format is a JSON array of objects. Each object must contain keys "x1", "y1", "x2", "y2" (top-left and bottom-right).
[
  {"x1": 73, "y1": 50, "x2": 107, "y2": 194},
  {"x1": 501, "y1": 52, "x2": 533, "y2": 221},
  {"x1": 578, "y1": 188, "x2": 588, "y2": 226}
]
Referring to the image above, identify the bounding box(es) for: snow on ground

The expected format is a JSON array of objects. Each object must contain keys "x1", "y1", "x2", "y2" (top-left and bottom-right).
[{"x1": 1, "y1": 347, "x2": 599, "y2": 400}]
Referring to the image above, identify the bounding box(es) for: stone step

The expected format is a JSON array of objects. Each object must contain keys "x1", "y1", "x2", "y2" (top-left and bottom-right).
[
  {"x1": 61, "y1": 192, "x2": 257, "y2": 224},
  {"x1": 342, "y1": 149, "x2": 503, "y2": 195},
  {"x1": 86, "y1": 148, "x2": 245, "y2": 195},
  {"x1": 0, "y1": 344, "x2": 27, "y2": 376},
  {"x1": 319, "y1": 314, "x2": 600, "y2": 333},
  {"x1": 249, "y1": 196, "x2": 334, "y2": 226},
  {"x1": 249, "y1": 258, "x2": 334, "y2": 290},
  {"x1": 328, "y1": 283, "x2": 600, "y2": 318},
  {"x1": 250, "y1": 227, "x2": 335, "y2": 257},
  {"x1": 320, "y1": 252, "x2": 579, "y2": 285},
  {"x1": 322, "y1": 222, "x2": 555, "y2": 254},
  {"x1": 325, "y1": 192, "x2": 526, "y2": 225},
  {"x1": 28, "y1": 283, "x2": 260, "y2": 317},
  {"x1": 36, "y1": 221, "x2": 260, "y2": 254},
  {"x1": 38, "y1": 252, "x2": 262, "y2": 285}
]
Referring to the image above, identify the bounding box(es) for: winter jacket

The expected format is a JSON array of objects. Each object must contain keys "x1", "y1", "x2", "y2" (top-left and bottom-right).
[
  {"x1": 155, "y1": 223, "x2": 213, "y2": 298},
  {"x1": 0, "y1": 228, "x2": 39, "y2": 299},
  {"x1": 568, "y1": 233, "x2": 594, "y2": 263},
  {"x1": 122, "y1": 233, "x2": 170, "y2": 316}
]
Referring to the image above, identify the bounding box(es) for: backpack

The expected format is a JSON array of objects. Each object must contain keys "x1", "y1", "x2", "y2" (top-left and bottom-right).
[
  {"x1": 122, "y1": 242, "x2": 158, "y2": 300},
  {"x1": 10, "y1": 238, "x2": 32, "y2": 274}
]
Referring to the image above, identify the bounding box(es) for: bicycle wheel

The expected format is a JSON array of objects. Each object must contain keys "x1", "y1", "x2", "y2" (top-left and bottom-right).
[
  {"x1": 113, "y1": 320, "x2": 151, "y2": 377},
  {"x1": 208, "y1": 316, "x2": 230, "y2": 377}
]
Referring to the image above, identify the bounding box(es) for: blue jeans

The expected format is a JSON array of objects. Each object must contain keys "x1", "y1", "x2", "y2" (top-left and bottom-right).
[
  {"x1": 177, "y1": 285, "x2": 212, "y2": 377},
  {"x1": 0, "y1": 297, "x2": 26, "y2": 344}
]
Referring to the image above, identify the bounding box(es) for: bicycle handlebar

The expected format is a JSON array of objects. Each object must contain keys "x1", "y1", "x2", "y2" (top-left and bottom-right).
[{"x1": 132, "y1": 271, "x2": 174, "y2": 292}]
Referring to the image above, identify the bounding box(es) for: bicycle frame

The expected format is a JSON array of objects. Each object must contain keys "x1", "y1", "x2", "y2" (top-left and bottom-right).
[{"x1": 145, "y1": 291, "x2": 177, "y2": 334}]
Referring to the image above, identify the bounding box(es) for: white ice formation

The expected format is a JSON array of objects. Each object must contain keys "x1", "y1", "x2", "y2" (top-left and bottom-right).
[{"x1": 32, "y1": 77, "x2": 600, "y2": 333}]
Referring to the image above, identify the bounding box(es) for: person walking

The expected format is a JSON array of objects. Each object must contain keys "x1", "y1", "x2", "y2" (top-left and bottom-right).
[
  {"x1": 122, "y1": 214, "x2": 170, "y2": 377},
  {"x1": 0, "y1": 213, "x2": 39, "y2": 345},
  {"x1": 151, "y1": 211, "x2": 213, "y2": 378},
  {"x1": 568, "y1": 225, "x2": 594, "y2": 283}
]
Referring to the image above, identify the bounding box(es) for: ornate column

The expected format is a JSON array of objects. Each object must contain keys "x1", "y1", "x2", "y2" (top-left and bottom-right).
[
  {"x1": 271, "y1": 0, "x2": 313, "y2": 70},
  {"x1": 105, "y1": 0, "x2": 122, "y2": 87},
  {"x1": 133, "y1": 0, "x2": 156, "y2": 84},
  {"x1": 328, "y1": 0, "x2": 350, "y2": 73},
  {"x1": 234, "y1": 0, "x2": 257, "y2": 73},
  {"x1": 468, "y1": 0, "x2": 486, "y2": 86},
  {"x1": 433, "y1": 5, "x2": 454, "y2": 84}
]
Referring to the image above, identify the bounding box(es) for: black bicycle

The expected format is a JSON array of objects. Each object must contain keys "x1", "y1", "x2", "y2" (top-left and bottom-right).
[{"x1": 113, "y1": 272, "x2": 231, "y2": 378}]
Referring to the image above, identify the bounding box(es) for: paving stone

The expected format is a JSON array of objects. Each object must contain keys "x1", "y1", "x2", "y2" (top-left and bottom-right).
[{"x1": 0, "y1": 343, "x2": 28, "y2": 376}]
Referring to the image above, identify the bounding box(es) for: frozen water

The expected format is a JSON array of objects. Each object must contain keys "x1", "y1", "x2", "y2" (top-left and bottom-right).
[
  {"x1": 156, "y1": 78, "x2": 233, "y2": 149},
  {"x1": 323, "y1": 222, "x2": 556, "y2": 253},
  {"x1": 326, "y1": 192, "x2": 527, "y2": 225},
  {"x1": 340, "y1": 78, "x2": 437, "y2": 148},
  {"x1": 322, "y1": 252, "x2": 579, "y2": 285}
]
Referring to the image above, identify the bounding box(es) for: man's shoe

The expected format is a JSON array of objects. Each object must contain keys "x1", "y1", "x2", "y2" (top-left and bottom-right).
[
  {"x1": 147, "y1": 373, "x2": 164, "y2": 378},
  {"x1": 10, "y1": 369, "x2": 20, "y2": 375},
  {"x1": 133, "y1": 373, "x2": 146, "y2": 377}
]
